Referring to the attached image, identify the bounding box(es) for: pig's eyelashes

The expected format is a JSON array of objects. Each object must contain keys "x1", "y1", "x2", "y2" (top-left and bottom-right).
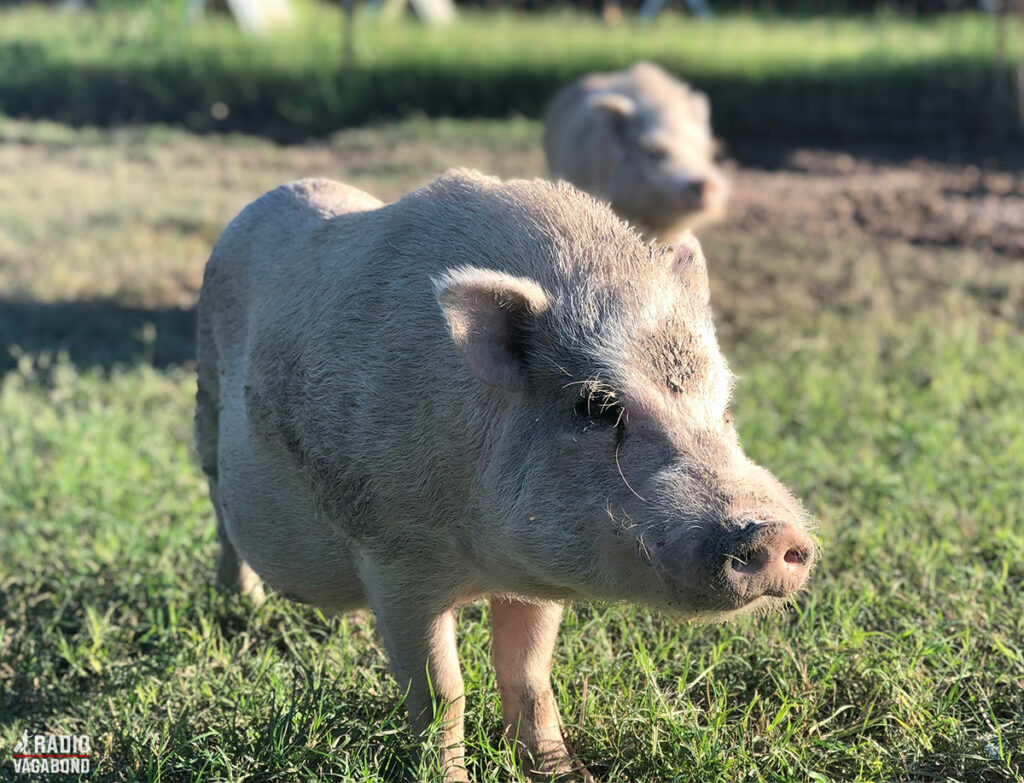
[{"x1": 574, "y1": 392, "x2": 625, "y2": 430}]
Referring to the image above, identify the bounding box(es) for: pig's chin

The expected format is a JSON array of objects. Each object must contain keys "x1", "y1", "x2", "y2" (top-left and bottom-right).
[
  {"x1": 709, "y1": 594, "x2": 795, "y2": 622},
  {"x1": 632, "y1": 201, "x2": 720, "y2": 243},
  {"x1": 649, "y1": 180, "x2": 725, "y2": 231},
  {"x1": 669, "y1": 593, "x2": 794, "y2": 625}
]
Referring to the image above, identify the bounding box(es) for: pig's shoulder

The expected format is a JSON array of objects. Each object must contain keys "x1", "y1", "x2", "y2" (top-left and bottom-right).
[
  {"x1": 216, "y1": 178, "x2": 381, "y2": 255},
  {"x1": 259, "y1": 178, "x2": 384, "y2": 220},
  {"x1": 205, "y1": 178, "x2": 382, "y2": 300}
]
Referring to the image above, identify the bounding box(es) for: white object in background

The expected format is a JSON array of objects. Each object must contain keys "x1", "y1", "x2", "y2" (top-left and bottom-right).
[
  {"x1": 368, "y1": 0, "x2": 456, "y2": 26},
  {"x1": 410, "y1": 0, "x2": 456, "y2": 25},
  {"x1": 227, "y1": 0, "x2": 295, "y2": 33}
]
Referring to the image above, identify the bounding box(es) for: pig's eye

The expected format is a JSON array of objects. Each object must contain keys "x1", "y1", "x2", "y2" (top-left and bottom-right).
[
  {"x1": 574, "y1": 390, "x2": 624, "y2": 429},
  {"x1": 640, "y1": 143, "x2": 669, "y2": 162}
]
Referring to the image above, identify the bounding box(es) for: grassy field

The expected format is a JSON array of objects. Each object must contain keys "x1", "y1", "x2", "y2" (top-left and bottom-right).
[
  {"x1": 1, "y1": 111, "x2": 1023, "y2": 783},
  {"x1": 0, "y1": 7, "x2": 1021, "y2": 144}
]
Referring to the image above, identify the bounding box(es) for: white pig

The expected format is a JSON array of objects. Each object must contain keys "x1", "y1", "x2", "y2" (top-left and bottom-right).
[
  {"x1": 545, "y1": 61, "x2": 728, "y2": 242},
  {"x1": 195, "y1": 170, "x2": 814, "y2": 781}
]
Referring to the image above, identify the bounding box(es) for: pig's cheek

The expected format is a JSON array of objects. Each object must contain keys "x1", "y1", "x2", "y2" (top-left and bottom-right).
[
  {"x1": 609, "y1": 158, "x2": 647, "y2": 199},
  {"x1": 635, "y1": 161, "x2": 676, "y2": 193},
  {"x1": 524, "y1": 430, "x2": 621, "y2": 520},
  {"x1": 627, "y1": 167, "x2": 688, "y2": 216},
  {"x1": 552, "y1": 426, "x2": 618, "y2": 453},
  {"x1": 652, "y1": 528, "x2": 710, "y2": 591},
  {"x1": 596, "y1": 527, "x2": 651, "y2": 585},
  {"x1": 489, "y1": 429, "x2": 577, "y2": 505}
]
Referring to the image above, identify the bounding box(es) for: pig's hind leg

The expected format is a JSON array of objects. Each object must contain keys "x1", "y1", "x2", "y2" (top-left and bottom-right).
[
  {"x1": 491, "y1": 597, "x2": 594, "y2": 782},
  {"x1": 211, "y1": 482, "x2": 266, "y2": 605},
  {"x1": 195, "y1": 334, "x2": 265, "y2": 605}
]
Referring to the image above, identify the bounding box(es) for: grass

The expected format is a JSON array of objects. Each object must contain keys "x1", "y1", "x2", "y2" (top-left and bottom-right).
[
  {"x1": 3, "y1": 320, "x2": 1022, "y2": 781},
  {"x1": 0, "y1": 7, "x2": 1021, "y2": 144},
  {"x1": 1, "y1": 115, "x2": 1022, "y2": 781}
]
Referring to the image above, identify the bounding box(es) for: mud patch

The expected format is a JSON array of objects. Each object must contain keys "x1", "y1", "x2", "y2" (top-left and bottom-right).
[{"x1": 725, "y1": 150, "x2": 1024, "y2": 257}]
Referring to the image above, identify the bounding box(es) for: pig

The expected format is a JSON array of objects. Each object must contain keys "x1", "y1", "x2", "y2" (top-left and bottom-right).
[
  {"x1": 544, "y1": 61, "x2": 729, "y2": 242},
  {"x1": 195, "y1": 170, "x2": 815, "y2": 781}
]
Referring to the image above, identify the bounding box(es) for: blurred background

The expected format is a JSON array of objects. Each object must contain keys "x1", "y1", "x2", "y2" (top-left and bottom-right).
[
  {"x1": 1, "y1": 0, "x2": 1021, "y2": 144},
  {"x1": 1, "y1": 0, "x2": 1021, "y2": 359},
  {"x1": 1, "y1": 1, "x2": 1022, "y2": 781}
]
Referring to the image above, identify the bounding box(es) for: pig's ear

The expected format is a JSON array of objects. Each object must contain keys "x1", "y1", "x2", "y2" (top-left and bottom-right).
[
  {"x1": 689, "y1": 91, "x2": 711, "y2": 126},
  {"x1": 434, "y1": 268, "x2": 550, "y2": 392},
  {"x1": 590, "y1": 93, "x2": 635, "y2": 135},
  {"x1": 670, "y1": 232, "x2": 710, "y2": 306}
]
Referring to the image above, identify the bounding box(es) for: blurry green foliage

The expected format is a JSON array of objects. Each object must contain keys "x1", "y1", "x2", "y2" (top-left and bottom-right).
[{"x1": 0, "y1": 7, "x2": 1020, "y2": 146}]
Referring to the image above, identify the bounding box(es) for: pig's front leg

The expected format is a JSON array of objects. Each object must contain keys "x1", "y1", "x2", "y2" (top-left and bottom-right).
[
  {"x1": 368, "y1": 586, "x2": 468, "y2": 782},
  {"x1": 491, "y1": 597, "x2": 594, "y2": 781}
]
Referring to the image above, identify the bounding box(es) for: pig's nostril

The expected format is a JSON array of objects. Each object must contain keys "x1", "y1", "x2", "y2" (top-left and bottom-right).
[
  {"x1": 681, "y1": 179, "x2": 707, "y2": 198},
  {"x1": 719, "y1": 523, "x2": 814, "y2": 605},
  {"x1": 784, "y1": 548, "x2": 806, "y2": 566}
]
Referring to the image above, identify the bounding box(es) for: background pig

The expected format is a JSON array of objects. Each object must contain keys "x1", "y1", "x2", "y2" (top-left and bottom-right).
[
  {"x1": 195, "y1": 170, "x2": 815, "y2": 781},
  {"x1": 544, "y1": 61, "x2": 729, "y2": 242}
]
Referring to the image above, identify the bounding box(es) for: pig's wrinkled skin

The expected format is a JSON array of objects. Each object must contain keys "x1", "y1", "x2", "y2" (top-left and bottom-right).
[
  {"x1": 195, "y1": 170, "x2": 815, "y2": 781},
  {"x1": 544, "y1": 61, "x2": 729, "y2": 242}
]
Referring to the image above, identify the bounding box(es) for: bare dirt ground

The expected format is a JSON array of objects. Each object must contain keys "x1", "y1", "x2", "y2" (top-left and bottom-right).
[
  {"x1": 1, "y1": 119, "x2": 1021, "y2": 370},
  {"x1": 708, "y1": 149, "x2": 1024, "y2": 340},
  {"x1": 728, "y1": 149, "x2": 1024, "y2": 256}
]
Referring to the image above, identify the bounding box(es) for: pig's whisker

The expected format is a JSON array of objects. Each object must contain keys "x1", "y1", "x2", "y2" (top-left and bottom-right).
[
  {"x1": 536, "y1": 352, "x2": 573, "y2": 378},
  {"x1": 604, "y1": 499, "x2": 639, "y2": 534},
  {"x1": 614, "y1": 440, "x2": 647, "y2": 503},
  {"x1": 635, "y1": 535, "x2": 652, "y2": 565}
]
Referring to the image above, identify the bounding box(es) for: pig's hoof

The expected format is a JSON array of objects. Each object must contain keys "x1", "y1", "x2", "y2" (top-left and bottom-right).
[
  {"x1": 217, "y1": 559, "x2": 266, "y2": 606},
  {"x1": 238, "y1": 562, "x2": 266, "y2": 606},
  {"x1": 526, "y1": 756, "x2": 595, "y2": 782}
]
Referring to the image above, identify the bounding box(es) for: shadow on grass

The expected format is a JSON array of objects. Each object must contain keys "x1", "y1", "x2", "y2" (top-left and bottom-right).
[{"x1": 0, "y1": 298, "x2": 196, "y2": 374}]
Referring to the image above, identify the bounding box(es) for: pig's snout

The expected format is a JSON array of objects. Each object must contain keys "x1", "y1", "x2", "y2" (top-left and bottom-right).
[
  {"x1": 722, "y1": 521, "x2": 815, "y2": 604},
  {"x1": 679, "y1": 176, "x2": 725, "y2": 209},
  {"x1": 653, "y1": 515, "x2": 815, "y2": 612}
]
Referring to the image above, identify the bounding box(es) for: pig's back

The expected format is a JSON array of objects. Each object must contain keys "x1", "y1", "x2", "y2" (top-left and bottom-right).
[
  {"x1": 198, "y1": 180, "x2": 391, "y2": 604},
  {"x1": 205, "y1": 180, "x2": 379, "y2": 319},
  {"x1": 201, "y1": 178, "x2": 380, "y2": 365},
  {"x1": 200, "y1": 178, "x2": 390, "y2": 462},
  {"x1": 199, "y1": 174, "x2": 488, "y2": 556}
]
